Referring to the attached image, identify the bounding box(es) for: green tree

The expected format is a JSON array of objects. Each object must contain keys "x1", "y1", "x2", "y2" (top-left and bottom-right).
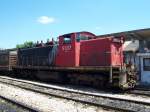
[{"x1": 16, "y1": 41, "x2": 34, "y2": 48}]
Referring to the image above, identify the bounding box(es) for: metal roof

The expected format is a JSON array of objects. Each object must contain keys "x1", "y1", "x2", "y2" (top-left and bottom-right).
[
  {"x1": 123, "y1": 40, "x2": 139, "y2": 52},
  {"x1": 137, "y1": 53, "x2": 150, "y2": 56},
  {"x1": 97, "y1": 28, "x2": 150, "y2": 40}
]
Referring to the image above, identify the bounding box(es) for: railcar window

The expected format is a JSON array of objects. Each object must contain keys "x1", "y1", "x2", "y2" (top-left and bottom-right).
[{"x1": 143, "y1": 58, "x2": 150, "y2": 71}]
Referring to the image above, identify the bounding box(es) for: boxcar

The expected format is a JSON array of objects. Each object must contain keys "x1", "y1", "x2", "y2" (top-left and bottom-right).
[{"x1": 0, "y1": 50, "x2": 17, "y2": 71}]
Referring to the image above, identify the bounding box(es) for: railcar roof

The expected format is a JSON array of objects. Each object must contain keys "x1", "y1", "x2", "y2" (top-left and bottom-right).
[{"x1": 60, "y1": 31, "x2": 96, "y2": 37}]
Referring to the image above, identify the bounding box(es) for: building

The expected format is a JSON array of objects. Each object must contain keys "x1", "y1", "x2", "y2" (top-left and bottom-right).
[{"x1": 98, "y1": 28, "x2": 150, "y2": 85}]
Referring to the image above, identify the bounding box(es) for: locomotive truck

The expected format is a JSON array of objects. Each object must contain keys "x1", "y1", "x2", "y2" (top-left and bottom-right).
[{"x1": 0, "y1": 31, "x2": 136, "y2": 89}]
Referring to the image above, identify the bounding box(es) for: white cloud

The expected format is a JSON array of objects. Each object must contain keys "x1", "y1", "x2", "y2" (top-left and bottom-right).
[{"x1": 37, "y1": 16, "x2": 56, "y2": 24}]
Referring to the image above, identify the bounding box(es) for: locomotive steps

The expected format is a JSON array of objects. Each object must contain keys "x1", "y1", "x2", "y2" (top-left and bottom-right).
[{"x1": 0, "y1": 76, "x2": 149, "y2": 112}]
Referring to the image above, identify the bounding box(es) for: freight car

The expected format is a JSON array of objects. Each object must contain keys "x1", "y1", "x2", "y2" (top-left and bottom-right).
[
  {"x1": 0, "y1": 50, "x2": 17, "y2": 74},
  {"x1": 0, "y1": 32, "x2": 136, "y2": 89}
]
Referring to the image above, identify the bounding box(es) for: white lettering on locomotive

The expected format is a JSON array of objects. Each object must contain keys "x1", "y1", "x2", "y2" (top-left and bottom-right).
[{"x1": 62, "y1": 45, "x2": 72, "y2": 51}]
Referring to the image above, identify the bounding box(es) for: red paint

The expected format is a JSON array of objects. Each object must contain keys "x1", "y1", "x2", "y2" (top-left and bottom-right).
[{"x1": 55, "y1": 32, "x2": 124, "y2": 67}]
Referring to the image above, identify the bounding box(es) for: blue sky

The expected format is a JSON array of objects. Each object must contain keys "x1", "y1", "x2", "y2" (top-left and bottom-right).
[{"x1": 0, "y1": 0, "x2": 150, "y2": 48}]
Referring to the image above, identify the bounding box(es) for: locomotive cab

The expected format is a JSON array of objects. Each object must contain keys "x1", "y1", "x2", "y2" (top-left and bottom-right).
[{"x1": 55, "y1": 32, "x2": 95, "y2": 67}]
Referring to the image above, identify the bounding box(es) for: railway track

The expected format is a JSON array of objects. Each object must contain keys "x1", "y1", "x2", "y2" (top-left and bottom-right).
[
  {"x1": 128, "y1": 88, "x2": 150, "y2": 97},
  {"x1": 0, "y1": 76, "x2": 150, "y2": 112}
]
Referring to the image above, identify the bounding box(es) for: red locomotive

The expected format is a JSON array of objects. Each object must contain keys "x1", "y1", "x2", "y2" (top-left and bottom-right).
[{"x1": 0, "y1": 31, "x2": 136, "y2": 89}]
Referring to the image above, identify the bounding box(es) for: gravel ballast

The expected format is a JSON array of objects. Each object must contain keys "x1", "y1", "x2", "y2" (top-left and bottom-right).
[
  {"x1": 0, "y1": 97, "x2": 30, "y2": 112},
  {"x1": 0, "y1": 82, "x2": 115, "y2": 112}
]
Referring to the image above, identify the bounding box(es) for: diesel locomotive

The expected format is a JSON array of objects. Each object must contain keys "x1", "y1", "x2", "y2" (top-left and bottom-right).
[{"x1": 0, "y1": 31, "x2": 136, "y2": 89}]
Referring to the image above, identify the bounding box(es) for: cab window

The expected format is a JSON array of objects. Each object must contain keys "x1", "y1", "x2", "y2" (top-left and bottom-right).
[
  {"x1": 63, "y1": 35, "x2": 71, "y2": 44},
  {"x1": 76, "y1": 34, "x2": 89, "y2": 42}
]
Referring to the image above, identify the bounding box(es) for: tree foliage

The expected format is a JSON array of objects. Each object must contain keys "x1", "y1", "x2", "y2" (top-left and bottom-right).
[{"x1": 16, "y1": 41, "x2": 34, "y2": 48}]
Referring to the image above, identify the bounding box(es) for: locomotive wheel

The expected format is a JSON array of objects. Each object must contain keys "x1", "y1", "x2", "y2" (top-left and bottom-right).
[
  {"x1": 67, "y1": 73, "x2": 109, "y2": 88},
  {"x1": 36, "y1": 71, "x2": 68, "y2": 83}
]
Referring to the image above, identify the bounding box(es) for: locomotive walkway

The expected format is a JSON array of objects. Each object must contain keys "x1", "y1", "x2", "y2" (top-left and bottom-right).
[{"x1": 0, "y1": 76, "x2": 150, "y2": 112}]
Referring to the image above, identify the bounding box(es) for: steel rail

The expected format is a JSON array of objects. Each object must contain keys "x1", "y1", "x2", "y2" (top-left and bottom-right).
[{"x1": 128, "y1": 89, "x2": 150, "y2": 97}]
